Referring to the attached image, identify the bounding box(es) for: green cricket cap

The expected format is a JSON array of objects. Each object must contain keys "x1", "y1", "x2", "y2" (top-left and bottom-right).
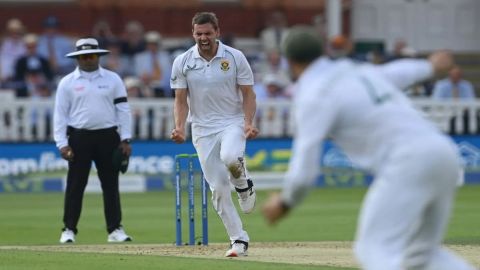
[{"x1": 282, "y1": 25, "x2": 323, "y2": 63}]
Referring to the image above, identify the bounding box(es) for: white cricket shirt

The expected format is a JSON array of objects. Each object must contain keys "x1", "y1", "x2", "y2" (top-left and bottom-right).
[
  {"x1": 53, "y1": 67, "x2": 132, "y2": 149},
  {"x1": 282, "y1": 58, "x2": 443, "y2": 206},
  {"x1": 170, "y1": 41, "x2": 254, "y2": 137}
]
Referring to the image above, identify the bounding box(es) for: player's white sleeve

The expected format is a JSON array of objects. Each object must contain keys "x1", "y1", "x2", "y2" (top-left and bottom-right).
[
  {"x1": 281, "y1": 88, "x2": 338, "y2": 207},
  {"x1": 113, "y1": 73, "x2": 132, "y2": 141},
  {"x1": 235, "y1": 53, "x2": 254, "y2": 85},
  {"x1": 53, "y1": 78, "x2": 70, "y2": 149},
  {"x1": 377, "y1": 59, "x2": 433, "y2": 90},
  {"x1": 170, "y1": 53, "x2": 188, "y2": 89}
]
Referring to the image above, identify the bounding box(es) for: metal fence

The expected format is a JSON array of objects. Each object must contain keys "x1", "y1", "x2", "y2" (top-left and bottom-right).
[{"x1": 1, "y1": 97, "x2": 480, "y2": 142}]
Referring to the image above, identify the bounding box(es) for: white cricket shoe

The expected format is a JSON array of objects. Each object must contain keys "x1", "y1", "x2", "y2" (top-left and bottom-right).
[
  {"x1": 236, "y1": 179, "x2": 256, "y2": 214},
  {"x1": 107, "y1": 227, "x2": 132, "y2": 242},
  {"x1": 225, "y1": 240, "x2": 248, "y2": 257},
  {"x1": 59, "y1": 229, "x2": 75, "y2": 243}
]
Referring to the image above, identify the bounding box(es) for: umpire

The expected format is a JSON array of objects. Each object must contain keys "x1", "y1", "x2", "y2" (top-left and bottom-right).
[{"x1": 53, "y1": 37, "x2": 133, "y2": 243}]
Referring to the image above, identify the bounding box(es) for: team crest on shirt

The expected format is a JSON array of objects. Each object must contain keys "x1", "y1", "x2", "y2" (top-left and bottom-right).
[{"x1": 220, "y1": 59, "x2": 230, "y2": 71}]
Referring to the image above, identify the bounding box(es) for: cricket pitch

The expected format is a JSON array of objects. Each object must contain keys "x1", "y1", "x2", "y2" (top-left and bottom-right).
[{"x1": 1, "y1": 241, "x2": 479, "y2": 268}]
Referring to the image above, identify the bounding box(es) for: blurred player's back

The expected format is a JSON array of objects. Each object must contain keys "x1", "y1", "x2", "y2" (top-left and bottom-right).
[{"x1": 296, "y1": 58, "x2": 444, "y2": 170}]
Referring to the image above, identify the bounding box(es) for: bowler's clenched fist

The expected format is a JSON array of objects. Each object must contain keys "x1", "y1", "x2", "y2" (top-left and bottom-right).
[
  {"x1": 171, "y1": 128, "x2": 186, "y2": 144},
  {"x1": 245, "y1": 123, "x2": 259, "y2": 139}
]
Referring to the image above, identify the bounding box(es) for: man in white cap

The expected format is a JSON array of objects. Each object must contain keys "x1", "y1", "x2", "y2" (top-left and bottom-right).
[
  {"x1": 133, "y1": 31, "x2": 172, "y2": 97},
  {"x1": 0, "y1": 18, "x2": 26, "y2": 83},
  {"x1": 53, "y1": 37, "x2": 133, "y2": 243}
]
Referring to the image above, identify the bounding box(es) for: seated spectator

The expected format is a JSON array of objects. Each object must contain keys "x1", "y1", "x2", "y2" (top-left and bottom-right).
[
  {"x1": 120, "y1": 20, "x2": 146, "y2": 58},
  {"x1": 365, "y1": 49, "x2": 385, "y2": 64},
  {"x1": 36, "y1": 15, "x2": 75, "y2": 78},
  {"x1": 30, "y1": 82, "x2": 53, "y2": 140},
  {"x1": 254, "y1": 73, "x2": 290, "y2": 137},
  {"x1": 91, "y1": 19, "x2": 116, "y2": 48},
  {"x1": 311, "y1": 14, "x2": 327, "y2": 43},
  {"x1": 124, "y1": 76, "x2": 152, "y2": 98},
  {"x1": 133, "y1": 31, "x2": 172, "y2": 98},
  {"x1": 405, "y1": 83, "x2": 430, "y2": 98},
  {"x1": 0, "y1": 18, "x2": 26, "y2": 85},
  {"x1": 254, "y1": 48, "x2": 290, "y2": 88},
  {"x1": 432, "y1": 66, "x2": 476, "y2": 134},
  {"x1": 385, "y1": 39, "x2": 416, "y2": 62},
  {"x1": 100, "y1": 38, "x2": 133, "y2": 78},
  {"x1": 124, "y1": 76, "x2": 154, "y2": 138},
  {"x1": 432, "y1": 66, "x2": 475, "y2": 100},
  {"x1": 14, "y1": 34, "x2": 54, "y2": 97},
  {"x1": 327, "y1": 35, "x2": 353, "y2": 59},
  {"x1": 259, "y1": 11, "x2": 289, "y2": 51},
  {"x1": 255, "y1": 73, "x2": 290, "y2": 101}
]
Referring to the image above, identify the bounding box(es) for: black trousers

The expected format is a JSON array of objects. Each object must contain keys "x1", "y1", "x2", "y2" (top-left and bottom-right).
[{"x1": 63, "y1": 126, "x2": 122, "y2": 234}]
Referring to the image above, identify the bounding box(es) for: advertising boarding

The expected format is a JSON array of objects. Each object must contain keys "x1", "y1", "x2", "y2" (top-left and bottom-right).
[{"x1": 1, "y1": 137, "x2": 479, "y2": 193}]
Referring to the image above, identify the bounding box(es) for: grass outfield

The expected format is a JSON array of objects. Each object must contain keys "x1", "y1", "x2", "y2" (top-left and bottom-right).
[{"x1": 0, "y1": 186, "x2": 478, "y2": 269}]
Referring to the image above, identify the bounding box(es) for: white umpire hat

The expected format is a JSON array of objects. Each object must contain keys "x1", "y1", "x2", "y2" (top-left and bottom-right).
[{"x1": 65, "y1": 38, "x2": 110, "y2": 58}]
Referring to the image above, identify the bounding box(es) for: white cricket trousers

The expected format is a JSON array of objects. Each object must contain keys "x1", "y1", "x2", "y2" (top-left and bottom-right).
[
  {"x1": 193, "y1": 124, "x2": 250, "y2": 243},
  {"x1": 354, "y1": 136, "x2": 476, "y2": 270}
]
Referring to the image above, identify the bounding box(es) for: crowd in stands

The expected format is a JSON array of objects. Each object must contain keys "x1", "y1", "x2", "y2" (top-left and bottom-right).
[
  {"x1": 0, "y1": 12, "x2": 477, "y2": 104},
  {"x1": 0, "y1": 12, "x2": 479, "y2": 141}
]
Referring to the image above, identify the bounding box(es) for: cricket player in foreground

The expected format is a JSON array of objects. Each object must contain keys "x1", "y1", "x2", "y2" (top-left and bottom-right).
[{"x1": 262, "y1": 26, "x2": 477, "y2": 270}]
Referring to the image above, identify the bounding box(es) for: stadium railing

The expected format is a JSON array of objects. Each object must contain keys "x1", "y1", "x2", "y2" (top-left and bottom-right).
[{"x1": 0, "y1": 97, "x2": 479, "y2": 142}]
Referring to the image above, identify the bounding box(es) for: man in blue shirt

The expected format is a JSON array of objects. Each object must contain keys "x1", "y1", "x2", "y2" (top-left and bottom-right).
[{"x1": 432, "y1": 66, "x2": 475, "y2": 99}]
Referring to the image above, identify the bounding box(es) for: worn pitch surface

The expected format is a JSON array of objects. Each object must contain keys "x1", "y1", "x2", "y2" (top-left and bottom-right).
[{"x1": 1, "y1": 242, "x2": 479, "y2": 267}]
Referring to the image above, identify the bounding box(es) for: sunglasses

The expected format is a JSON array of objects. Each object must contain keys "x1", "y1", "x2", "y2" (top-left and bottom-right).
[{"x1": 78, "y1": 54, "x2": 99, "y2": 60}]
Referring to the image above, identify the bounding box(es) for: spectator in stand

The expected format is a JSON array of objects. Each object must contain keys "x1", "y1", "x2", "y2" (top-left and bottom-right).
[
  {"x1": 133, "y1": 31, "x2": 172, "y2": 97},
  {"x1": 30, "y1": 82, "x2": 54, "y2": 140},
  {"x1": 100, "y1": 38, "x2": 133, "y2": 78},
  {"x1": 255, "y1": 73, "x2": 290, "y2": 101},
  {"x1": 0, "y1": 18, "x2": 26, "y2": 85},
  {"x1": 91, "y1": 20, "x2": 116, "y2": 48},
  {"x1": 405, "y1": 83, "x2": 430, "y2": 98},
  {"x1": 327, "y1": 35, "x2": 353, "y2": 60},
  {"x1": 14, "y1": 34, "x2": 54, "y2": 97},
  {"x1": 120, "y1": 20, "x2": 146, "y2": 58},
  {"x1": 365, "y1": 49, "x2": 385, "y2": 65},
  {"x1": 254, "y1": 73, "x2": 290, "y2": 136},
  {"x1": 37, "y1": 15, "x2": 75, "y2": 78},
  {"x1": 312, "y1": 14, "x2": 327, "y2": 44},
  {"x1": 254, "y1": 49, "x2": 290, "y2": 88},
  {"x1": 259, "y1": 11, "x2": 289, "y2": 51},
  {"x1": 385, "y1": 39, "x2": 416, "y2": 62},
  {"x1": 124, "y1": 76, "x2": 151, "y2": 98},
  {"x1": 17, "y1": 36, "x2": 55, "y2": 139},
  {"x1": 432, "y1": 66, "x2": 476, "y2": 134},
  {"x1": 432, "y1": 66, "x2": 476, "y2": 100},
  {"x1": 124, "y1": 76, "x2": 153, "y2": 138}
]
